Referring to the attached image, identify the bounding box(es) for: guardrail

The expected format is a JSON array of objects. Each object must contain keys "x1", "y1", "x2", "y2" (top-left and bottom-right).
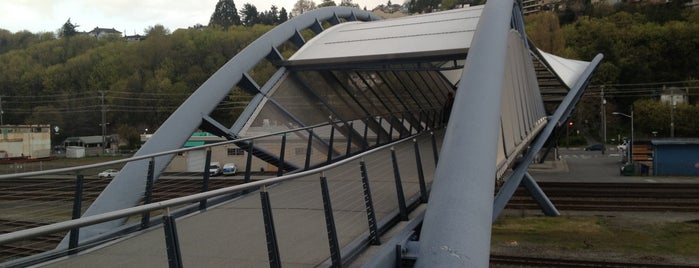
[{"x1": 0, "y1": 109, "x2": 444, "y2": 267}]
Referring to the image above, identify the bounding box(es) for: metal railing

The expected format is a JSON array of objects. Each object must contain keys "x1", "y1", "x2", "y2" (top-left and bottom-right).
[{"x1": 0, "y1": 109, "x2": 444, "y2": 267}]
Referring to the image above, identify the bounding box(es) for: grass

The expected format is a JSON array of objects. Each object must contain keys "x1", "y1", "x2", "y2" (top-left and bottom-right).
[{"x1": 492, "y1": 215, "x2": 699, "y2": 259}]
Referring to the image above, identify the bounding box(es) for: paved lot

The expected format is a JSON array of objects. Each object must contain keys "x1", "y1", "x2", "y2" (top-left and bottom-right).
[{"x1": 529, "y1": 148, "x2": 699, "y2": 184}]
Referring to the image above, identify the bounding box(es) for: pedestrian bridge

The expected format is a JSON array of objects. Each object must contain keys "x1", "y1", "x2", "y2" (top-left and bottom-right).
[{"x1": 0, "y1": 2, "x2": 601, "y2": 267}]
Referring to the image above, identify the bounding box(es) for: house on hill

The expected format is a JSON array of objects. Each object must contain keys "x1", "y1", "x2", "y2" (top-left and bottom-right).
[{"x1": 87, "y1": 27, "x2": 122, "y2": 39}]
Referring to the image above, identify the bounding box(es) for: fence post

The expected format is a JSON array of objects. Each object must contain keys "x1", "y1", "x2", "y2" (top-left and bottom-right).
[
  {"x1": 362, "y1": 120, "x2": 369, "y2": 150},
  {"x1": 141, "y1": 158, "x2": 155, "y2": 229},
  {"x1": 327, "y1": 125, "x2": 335, "y2": 164},
  {"x1": 346, "y1": 122, "x2": 353, "y2": 157},
  {"x1": 431, "y1": 131, "x2": 439, "y2": 165},
  {"x1": 320, "y1": 174, "x2": 342, "y2": 267},
  {"x1": 391, "y1": 148, "x2": 408, "y2": 221},
  {"x1": 305, "y1": 129, "x2": 314, "y2": 170},
  {"x1": 360, "y1": 160, "x2": 380, "y2": 245},
  {"x1": 163, "y1": 209, "x2": 183, "y2": 268},
  {"x1": 277, "y1": 134, "x2": 287, "y2": 177},
  {"x1": 68, "y1": 174, "x2": 84, "y2": 255},
  {"x1": 376, "y1": 117, "x2": 383, "y2": 146},
  {"x1": 414, "y1": 139, "x2": 429, "y2": 203},
  {"x1": 199, "y1": 149, "x2": 212, "y2": 210},
  {"x1": 260, "y1": 186, "x2": 282, "y2": 268}
]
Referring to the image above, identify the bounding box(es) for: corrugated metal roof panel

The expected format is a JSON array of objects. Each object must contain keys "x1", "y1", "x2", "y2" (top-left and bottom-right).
[{"x1": 288, "y1": 6, "x2": 484, "y2": 65}]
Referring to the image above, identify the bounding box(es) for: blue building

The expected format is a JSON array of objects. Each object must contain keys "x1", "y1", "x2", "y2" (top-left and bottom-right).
[{"x1": 652, "y1": 139, "x2": 699, "y2": 176}]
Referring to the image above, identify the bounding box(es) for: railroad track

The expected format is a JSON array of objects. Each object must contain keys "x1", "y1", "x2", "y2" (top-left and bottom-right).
[
  {"x1": 490, "y1": 254, "x2": 699, "y2": 267},
  {"x1": 504, "y1": 182, "x2": 699, "y2": 212}
]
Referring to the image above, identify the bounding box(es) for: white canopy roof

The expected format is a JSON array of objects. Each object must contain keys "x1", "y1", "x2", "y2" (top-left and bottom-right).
[
  {"x1": 288, "y1": 6, "x2": 484, "y2": 65},
  {"x1": 536, "y1": 49, "x2": 592, "y2": 89}
]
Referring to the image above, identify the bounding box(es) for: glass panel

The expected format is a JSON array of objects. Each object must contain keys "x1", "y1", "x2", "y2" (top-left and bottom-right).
[
  {"x1": 332, "y1": 70, "x2": 388, "y2": 117},
  {"x1": 271, "y1": 74, "x2": 334, "y2": 126},
  {"x1": 296, "y1": 70, "x2": 367, "y2": 122}
]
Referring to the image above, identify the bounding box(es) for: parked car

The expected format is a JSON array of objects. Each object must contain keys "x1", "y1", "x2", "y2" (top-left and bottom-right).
[
  {"x1": 584, "y1": 144, "x2": 604, "y2": 151},
  {"x1": 98, "y1": 169, "x2": 119, "y2": 178},
  {"x1": 209, "y1": 162, "x2": 222, "y2": 176},
  {"x1": 222, "y1": 163, "x2": 237, "y2": 176}
]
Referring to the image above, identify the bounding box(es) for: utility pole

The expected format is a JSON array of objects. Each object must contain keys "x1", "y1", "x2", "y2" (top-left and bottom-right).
[
  {"x1": 601, "y1": 85, "x2": 606, "y2": 154},
  {"x1": 99, "y1": 90, "x2": 107, "y2": 155},
  {"x1": 0, "y1": 96, "x2": 4, "y2": 126}
]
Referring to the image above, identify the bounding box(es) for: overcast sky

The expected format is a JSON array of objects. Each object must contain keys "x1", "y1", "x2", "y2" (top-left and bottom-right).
[{"x1": 0, "y1": 0, "x2": 388, "y2": 35}]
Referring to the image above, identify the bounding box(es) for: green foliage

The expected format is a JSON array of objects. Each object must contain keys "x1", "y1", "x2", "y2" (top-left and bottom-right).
[
  {"x1": 209, "y1": 0, "x2": 242, "y2": 29},
  {"x1": 318, "y1": 0, "x2": 337, "y2": 7},
  {"x1": 240, "y1": 4, "x2": 260, "y2": 26},
  {"x1": 0, "y1": 25, "x2": 274, "y2": 138},
  {"x1": 59, "y1": 18, "x2": 79, "y2": 38},
  {"x1": 633, "y1": 99, "x2": 699, "y2": 138}
]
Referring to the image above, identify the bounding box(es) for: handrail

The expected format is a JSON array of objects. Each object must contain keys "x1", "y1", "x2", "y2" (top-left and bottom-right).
[
  {"x1": 0, "y1": 131, "x2": 428, "y2": 245},
  {"x1": 0, "y1": 109, "x2": 437, "y2": 180}
]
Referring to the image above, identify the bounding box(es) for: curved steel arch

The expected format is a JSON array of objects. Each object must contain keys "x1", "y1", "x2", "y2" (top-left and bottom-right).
[{"x1": 68, "y1": 7, "x2": 382, "y2": 245}]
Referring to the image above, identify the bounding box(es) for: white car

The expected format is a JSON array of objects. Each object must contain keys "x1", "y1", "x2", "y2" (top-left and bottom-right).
[
  {"x1": 98, "y1": 169, "x2": 119, "y2": 178},
  {"x1": 209, "y1": 162, "x2": 222, "y2": 176}
]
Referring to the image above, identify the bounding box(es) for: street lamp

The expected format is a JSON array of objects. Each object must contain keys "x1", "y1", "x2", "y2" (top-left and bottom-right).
[{"x1": 612, "y1": 111, "x2": 633, "y2": 164}]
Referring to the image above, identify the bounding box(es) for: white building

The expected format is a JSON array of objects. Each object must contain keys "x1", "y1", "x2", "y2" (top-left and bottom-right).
[{"x1": 0, "y1": 125, "x2": 52, "y2": 159}]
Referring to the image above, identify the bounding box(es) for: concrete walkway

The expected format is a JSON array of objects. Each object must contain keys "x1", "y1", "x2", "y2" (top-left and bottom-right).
[{"x1": 39, "y1": 134, "x2": 441, "y2": 268}]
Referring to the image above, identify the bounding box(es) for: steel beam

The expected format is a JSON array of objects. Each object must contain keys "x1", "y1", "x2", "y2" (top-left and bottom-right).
[
  {"x1": 67, "y1": 6, "x2": 381, "y2": 246},
  {"x1": 415, "y1": 0, "x2": 514, "y2": 266}
]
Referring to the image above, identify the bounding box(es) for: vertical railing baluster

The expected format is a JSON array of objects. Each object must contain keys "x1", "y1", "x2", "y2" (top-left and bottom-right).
[
  {"x1": 414, "y1": 139, "x2": 428, "y2": 203},
  {"x1": 305, "y1": 129, "x2": 314, "y2": 170},
  {"x1": 362, "y1": 120, "x2": 369, "y2": 150},
  {"x1": 260, "y1": 186, "x2": 282, "y2": 268},
  {"x1": 376, "y1": 117, "x2": 383, "y2": 146},
  {"x1": 320, "y1": 174, "x2": 342, "y2": 267},
  {"x1": 141, "y1": 158, "x2": 155, "y2": 229},
  {"x1": 163, "y1": 209, "x2": 183, "y2": 268},
  {"x1": 327, "y1": 125, "x2": 335, "y2": 164},
  {"x1": 391, "y1": 148, "x2": 408, "y2": 221},
  {"x1": 199, "y1": 149, "x2": 212, "y2": 210},
  {"x1": 68, "y1": 174, "x2": 84, "y2": 255},
  {"x1": 277, "y1": 134, "x2": 287, "y2": 177},
  {"x1": 346, "y1": 122, "x2": 353, "y2": 157},
  {"x1": 360, "y1": 160, "x2": 380, "y2": 245},
  {"x1": 431, "y1": 131, "x2": 439, "y2": 165},
  {"x1": 245, "y1": 140, "x2": 254, "y2": 184}
]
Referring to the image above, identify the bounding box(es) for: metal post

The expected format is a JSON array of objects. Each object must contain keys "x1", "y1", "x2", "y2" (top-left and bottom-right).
[
  {"x1": 163, "y1": 209, "x2": 183, "y2": 268},
  {"x1": 391, "y1": 148, "x2": 408, "y2": 221},
  {"x1": 360, "y1": 160, "x2": 380, "y2": 245},
  {"x1": 601, "y1": 85, "x2": 606, "y2": 155},
  {"x1": 260, "y1": 186, "x2": 282, "y2": 268},
  {"x1": 245, "y1": 140, "x2": 254, "y2": 184},
  {"x1": 0, "y1": 96, "x2": 4, "y2": 125},
  {"x1": 327, "y1": 125, "x2": 335, "y2": 164},
  {"x1": 346, "y1": 122, "x2": 354, "y2": 157},
  {"x1": 416, "y1": 1, "x2": 513, "y2": 266},
  {"x1": 305, "y1": 129, "x2": 314, "y2": 170},
  {"x1": 362, "y1": 120, "x2": 369, "y2": 150},
  {"x1": 430, "y1": 132, "x2": 439, "y2": 165},
  {"x1": 99, "y1": 90, "x2": 107, "y2": 155},
  {"x1": 413, "y1": 139, "x2": 428, "y2": 203},
  {"x1": 200, "y1": 149, "x2": 212, "y2": 210},
  {"x1": 277, "y1": 134, "x2": 287, "y2": 177},
  {"x1": 376, "y1": 117, "x2": 383, "y2": 146},
  {"x1": 141, "y1": 158, "x2": 155, "y2": 229},
  {"x1": 521, "y1": 172, "x2": 559, "y2": 216},
  {"x1": 68, "y1": 174, "x2": 84, "y2": 255},
  {"x1": 320, "y1": 174, "x2": 342, "y2": 267}
]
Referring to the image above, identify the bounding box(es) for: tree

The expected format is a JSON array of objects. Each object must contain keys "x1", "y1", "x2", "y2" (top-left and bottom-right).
[
  {"x1": 59, "y1": 18, "x2": 79, "y2": 38},
  {"x1": 292, "y1": 0, "x2": 316, "y2": 16},
  {"x1": 209, "y1": 0, "x2": 241, "y2": 29},
  {"x1": 340, "y1": 0, "x2": 359, "y2": 8},
  {"x1": 145, "y1": 24, "x2": 171, "y2": 36},
  {"x1": 279, "y1": 7, "x2": 289, "y2": 23},
  {"x1": 319, "y1": 0, "x2": 337, "y2": 7},
  {"x1": 240, "y1": 3, "x2": 260, "y2": 26}
]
